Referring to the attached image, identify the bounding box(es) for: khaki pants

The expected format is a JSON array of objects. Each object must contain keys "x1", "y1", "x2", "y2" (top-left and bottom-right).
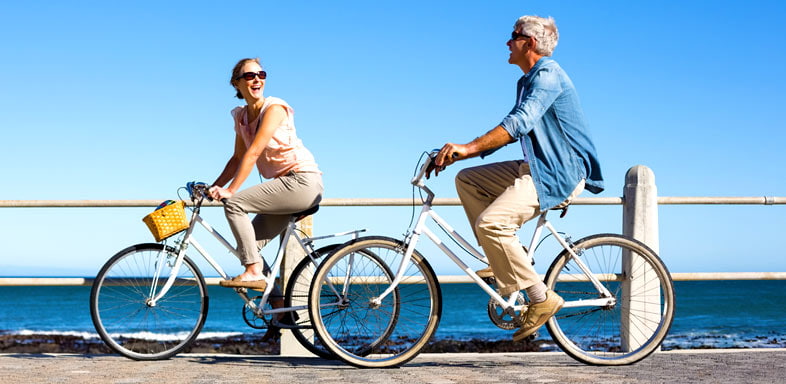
[
  {"x1": 455, "y1": 161, "x2": 584, "y2": 295},
  {"x1": 224, "y1": 172, "x2": 323, "y2": 266}
]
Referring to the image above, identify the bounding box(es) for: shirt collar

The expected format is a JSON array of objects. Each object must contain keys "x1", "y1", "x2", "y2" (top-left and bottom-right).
[{"x1": 524, "y1": 56, "x2": 552, "y2": 78}]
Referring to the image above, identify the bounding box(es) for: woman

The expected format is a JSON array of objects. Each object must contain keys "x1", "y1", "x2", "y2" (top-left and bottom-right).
[{"x1": 209, "y1": 58, "x2": 323, "y2": 291}]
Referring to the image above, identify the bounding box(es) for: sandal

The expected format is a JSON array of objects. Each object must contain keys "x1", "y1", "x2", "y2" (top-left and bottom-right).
[{"x1": 219, "y1": 275, "x2": 268, "y2": 291}]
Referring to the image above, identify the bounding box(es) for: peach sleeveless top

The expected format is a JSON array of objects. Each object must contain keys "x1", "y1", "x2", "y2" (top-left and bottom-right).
[{"x1": 231, "y1": 97, "x2": 320, "y2": 179}]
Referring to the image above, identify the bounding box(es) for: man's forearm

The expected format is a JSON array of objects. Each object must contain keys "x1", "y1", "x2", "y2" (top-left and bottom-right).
[{"x1": 465, "y1": 125, "x2": 515, "y2": 156}]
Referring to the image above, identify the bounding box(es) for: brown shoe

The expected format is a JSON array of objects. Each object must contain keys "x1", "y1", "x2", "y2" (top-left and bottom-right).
[
  {"x1": 476, "y1": 267, "x2": 494, "y2": 279},
  {"x1": 512, "y1": 290, "x2": 564, "y2": 342},
  {"x1": 219, "y1": 276, "x2": 268, "y2": 292}
]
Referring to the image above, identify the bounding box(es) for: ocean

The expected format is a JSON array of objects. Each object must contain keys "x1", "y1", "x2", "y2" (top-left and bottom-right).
[{"x1": 1, "y1": 280, "x2": 785, "y2": 350}]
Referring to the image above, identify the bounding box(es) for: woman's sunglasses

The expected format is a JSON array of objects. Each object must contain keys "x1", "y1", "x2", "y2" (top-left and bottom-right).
[{"x1": 236, "y1": 71, "x2": 267, "y2": 81}]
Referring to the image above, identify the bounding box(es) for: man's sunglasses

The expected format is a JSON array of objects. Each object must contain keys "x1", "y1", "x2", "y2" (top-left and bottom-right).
[
  {"x1": 236, "y1": 71, "x2": 267, "y2": 81},
  {"x1": 510, "y1": 31, "x2": 532, "y2": 41}
]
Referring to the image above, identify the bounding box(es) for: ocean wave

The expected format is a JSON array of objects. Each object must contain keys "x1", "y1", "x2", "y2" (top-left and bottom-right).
[
  {"x1": 6, "y1": 329, "x2": 245, "y2": 341},
  {"x1": 15, "y1": 330, "x2": 101, "y2": 340}
]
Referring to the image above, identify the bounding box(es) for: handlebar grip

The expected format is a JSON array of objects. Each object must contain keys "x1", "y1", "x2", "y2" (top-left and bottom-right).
[{"x1": 424, "y1": 150, "x2": 458, "y2": 178}]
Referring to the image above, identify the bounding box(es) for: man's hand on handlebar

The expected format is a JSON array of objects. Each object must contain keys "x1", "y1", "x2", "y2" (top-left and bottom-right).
[{"x1": 426, "y1": 143, "x2": 467, "y2": 179}]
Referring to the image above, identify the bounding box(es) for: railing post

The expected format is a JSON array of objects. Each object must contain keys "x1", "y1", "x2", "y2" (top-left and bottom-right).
[
  {"x1": 622, "y1": 165, "x2": 661, "y2": 351},
  {"x1": 279, "y1": 215, "x2": 314, "y2": 357},
  {"x1": 623, "y1": 165, "x2": 659, "y2": 252}
]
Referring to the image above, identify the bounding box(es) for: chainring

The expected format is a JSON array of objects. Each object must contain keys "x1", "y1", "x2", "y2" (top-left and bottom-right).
[
  {"x1": 487, "y1": 291, "x2": 528, "y2": 330},
  {"x1": 242, "y1": 296, "x2": 273, "y2": 330}
]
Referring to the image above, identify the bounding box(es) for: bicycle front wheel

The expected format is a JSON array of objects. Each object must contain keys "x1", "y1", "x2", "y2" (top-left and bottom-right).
[
  {"x1": 90, "y1": 243, "x2": 208, "y2": 360},
  {"x1": 544, "y1": 234, "x2": 675, "y2": 365},
  {"x1": 309, "y1": 236, "x2": 442, "y2": 368}
]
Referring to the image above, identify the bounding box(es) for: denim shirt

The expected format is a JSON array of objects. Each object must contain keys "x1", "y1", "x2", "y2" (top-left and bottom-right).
[{"x1": 484, "y1": 57, "x2": 604, "y2": 210}]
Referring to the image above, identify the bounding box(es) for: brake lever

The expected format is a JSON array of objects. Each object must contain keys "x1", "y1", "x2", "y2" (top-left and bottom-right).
[
  {"x1": 425, "y1": 151, "x2": 457, "y2": 179},
  {"x1": 424, "y1": 161, "x2": 444, "y2": 179}
]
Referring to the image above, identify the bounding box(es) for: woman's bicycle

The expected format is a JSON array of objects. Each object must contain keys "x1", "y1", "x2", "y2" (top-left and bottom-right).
[
  {"x1": 307, "y1": 151, "x2": 675, "y2": 368},
  {"x1": 89, "y1": 181, "x2": 364, "y2": 360}
]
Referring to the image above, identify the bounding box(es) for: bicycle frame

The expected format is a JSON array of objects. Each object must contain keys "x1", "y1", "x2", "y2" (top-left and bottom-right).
[
  {"x1": 147, "y1": 194, "x2": 364, "y2": 318},
  {"x1": 371, "y1": 154, "x2": 615, "y2": 312}
]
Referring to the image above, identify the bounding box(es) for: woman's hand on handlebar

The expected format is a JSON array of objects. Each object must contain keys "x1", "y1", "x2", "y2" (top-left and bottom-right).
[{"x1": 208, "y1": 185, "x2": 234, "y2": 201}]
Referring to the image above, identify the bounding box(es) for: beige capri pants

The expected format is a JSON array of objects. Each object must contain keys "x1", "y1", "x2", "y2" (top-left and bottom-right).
[{"x1": 223, "y1": 171, "x2": 323, "y2": 266}]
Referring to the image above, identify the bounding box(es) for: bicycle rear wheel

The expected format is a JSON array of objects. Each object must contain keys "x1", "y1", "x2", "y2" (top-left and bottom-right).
[
  {"x1": 309, "y1": 236, "x2": 442, "y2": 368},
  {"x1": 283, "y1": 244, "x2": 340, "y2": 358},
  {"x1": 90, "y1": 243, "x2": 208, "y2": 360},
  {"x1": 544, "y1": 234, "x2": 675, "y2": 365}
]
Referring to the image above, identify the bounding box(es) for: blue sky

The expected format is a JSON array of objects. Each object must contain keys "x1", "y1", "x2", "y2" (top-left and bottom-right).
[{"x1": 1, "y1": 1, "x2": 785, "y2": 277}]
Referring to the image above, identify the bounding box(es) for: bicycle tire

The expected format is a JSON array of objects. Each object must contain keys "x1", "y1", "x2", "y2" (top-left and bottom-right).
[
  {"x1": 309, "y1": 236, "x2": 442, "y2": 368},
  {"x1": 90, "y1": 243, "x2": 209, "y2": 360},
  {"x1": 309, "y1": 238, "x2": 400, "y2": 366},
  {"x1": 544, "y1": 234, "x2": 675, "y2": 365},
  {"x1": 283, "y1": 244, "x2": 340, "y2": 358}
]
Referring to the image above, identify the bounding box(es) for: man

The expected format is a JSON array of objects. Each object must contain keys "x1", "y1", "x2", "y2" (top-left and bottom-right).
[{"x1": 431, "y1": 15, "x2": 604, "y2": 341}]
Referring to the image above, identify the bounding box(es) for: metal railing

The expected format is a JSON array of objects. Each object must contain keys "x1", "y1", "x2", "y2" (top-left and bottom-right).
[
  {"x1": 2, "y1": 195, "x2": 783, "y2": 208},
  {"x1": 2, "y1": 271, "x2": 786, "y2": 286},
  {"x1": 1, "y1": 192, "x2": 785, "y2": 286}
]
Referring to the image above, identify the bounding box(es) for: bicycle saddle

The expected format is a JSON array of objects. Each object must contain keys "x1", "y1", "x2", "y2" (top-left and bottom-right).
[{"x1": 293, "y1": 205, "x2": 319, "y2": 221}]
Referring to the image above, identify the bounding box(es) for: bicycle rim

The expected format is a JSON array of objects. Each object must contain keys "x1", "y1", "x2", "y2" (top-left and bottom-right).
[
  {"x1": 309, "y1": 237, "x2": 442, "y2": 368},
  {"x1": 90, "y1": 243, "x2": 208, "y2": 360},
  {"x1": 544, "y1": 234, "x2": 675, "y2": 365}
]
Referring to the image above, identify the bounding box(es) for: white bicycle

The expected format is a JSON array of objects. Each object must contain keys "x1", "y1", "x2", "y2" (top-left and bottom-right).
[
  {"x1": 308, "y1": 151, "x2": 675, "y2": 368},
  {"x1": 89, "y1": 182, "x2": 364, "y2": 360}
]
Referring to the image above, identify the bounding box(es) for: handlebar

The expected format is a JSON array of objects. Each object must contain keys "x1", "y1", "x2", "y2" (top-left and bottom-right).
[
  {"x1": 186, "y1": 181, "x2": 212, "y2": 202},
  {"x1": 411, "y1": 150, "x2": 458, "y2": 187},
  {"x1": 411, "y1": 151, "x2": 439, "y2": 187},
  {"x1": 186, "y1": 181, "x2": 229, "y2": 206}
]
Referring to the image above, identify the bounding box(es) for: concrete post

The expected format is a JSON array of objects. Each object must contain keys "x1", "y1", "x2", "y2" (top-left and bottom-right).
[
  {"x1": 623, "y1": 165, "x2": 659, "y2": 253},
  {"x1": 622, "y1": 165, "x2": 660, "y2": 351},
  {"x1": 279, "y1": 215, "x2": 314, "y2": 357}
]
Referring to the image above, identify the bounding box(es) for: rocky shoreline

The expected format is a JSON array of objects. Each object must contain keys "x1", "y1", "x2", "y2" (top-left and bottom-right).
[
  {"x1": 7, "y1": 332, "x2": 774, "y2": 355},
  {"x1": 0, "y1": 333, "x2": 549, "y2": 355}
]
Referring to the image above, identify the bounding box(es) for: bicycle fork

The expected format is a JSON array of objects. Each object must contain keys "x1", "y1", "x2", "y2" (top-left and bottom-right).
[
  {"x1": 146, "y1": 206, "x2": 207, "y2": 307},
  {"x1": 146, "y1": 247, "x2": 187, "y2": 307}
]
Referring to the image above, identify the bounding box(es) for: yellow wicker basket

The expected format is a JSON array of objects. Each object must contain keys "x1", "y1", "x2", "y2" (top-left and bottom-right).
[{"x1": 142, "y1": 200, "x2": 189, "y2": 242}]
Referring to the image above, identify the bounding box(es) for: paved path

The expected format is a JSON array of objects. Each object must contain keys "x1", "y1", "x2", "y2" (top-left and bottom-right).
[{"x1": 2, "y1": 349, "x2": 785, "y2": 383}]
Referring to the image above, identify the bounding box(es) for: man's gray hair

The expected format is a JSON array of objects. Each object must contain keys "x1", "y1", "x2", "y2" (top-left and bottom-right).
[{"x1": 515, "y1": 15, "x2": 559, "y2": 56}]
